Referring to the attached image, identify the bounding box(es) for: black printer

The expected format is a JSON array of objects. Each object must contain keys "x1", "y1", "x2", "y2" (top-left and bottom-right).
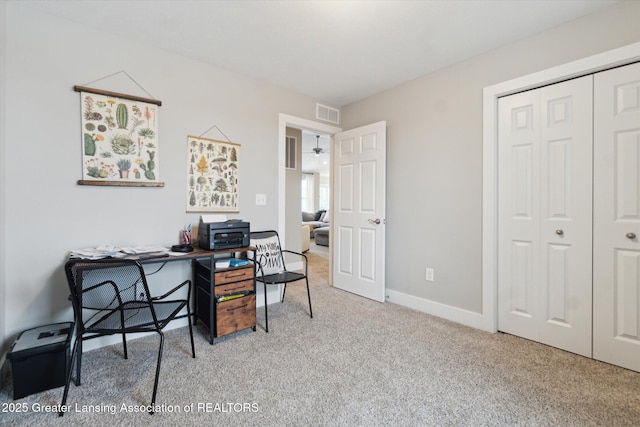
[{"x1": 198, "y1": 218, "x2": 250, "y2": 250}]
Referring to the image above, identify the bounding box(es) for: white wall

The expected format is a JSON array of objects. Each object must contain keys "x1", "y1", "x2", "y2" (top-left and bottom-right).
[
  {"x1": 341, "y1": 1, "x2": 640, "y2": 324},
  {"x1": 0, "y1": 3, "x2": 324, "y2": 352},
  {"x1": 3, "y1": 2, "x2": 640, "y2": 353}
]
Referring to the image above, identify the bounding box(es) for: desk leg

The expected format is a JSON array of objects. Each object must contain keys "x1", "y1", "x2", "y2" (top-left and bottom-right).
[
  {"x1": 191, "y1": 259, "x2": 197, "y2": 328},
  {"x1": 76, "y1": 337, "x2": 82, "y2": 386},
  {"x1": 209, "y1": 256, "x2": 215, "y2": 345}
]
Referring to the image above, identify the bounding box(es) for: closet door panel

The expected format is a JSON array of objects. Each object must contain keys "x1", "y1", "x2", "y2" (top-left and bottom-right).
[
  {"x1": 538, "y1": 77, "x2": 593, "y2": 357},
  {"x1": 498, "y1": 91, "x2": 540, "y2": 342},
  {"x1": 498, "y1": 76, "x2": 593, "y2": 357},
  {"x1": 615, "y1": 131, "x2": 640, "y2": 219},
  {"x1": 594, "y1": 61, "x2": 640, "y2": 372}
]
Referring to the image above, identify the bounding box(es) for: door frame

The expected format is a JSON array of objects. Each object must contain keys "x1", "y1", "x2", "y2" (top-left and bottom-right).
[
  {"x1": 482, "y1": 41, "x2": 640, "y2": 333},
  {"x1": 278, "y1": 113, "x2": 342, "y2": 274}
]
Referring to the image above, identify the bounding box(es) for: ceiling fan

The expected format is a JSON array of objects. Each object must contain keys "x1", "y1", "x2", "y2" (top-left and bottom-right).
[{"x1": 305, "y1": 135, "x2": 327, "y2": 156}]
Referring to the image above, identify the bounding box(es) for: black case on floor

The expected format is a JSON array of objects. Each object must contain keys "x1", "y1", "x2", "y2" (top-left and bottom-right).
[{"x1": 7, "y1": 322, "x2": 73, "y2": 399}]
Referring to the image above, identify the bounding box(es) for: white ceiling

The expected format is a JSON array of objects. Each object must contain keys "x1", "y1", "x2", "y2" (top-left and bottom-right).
[
  {"x1": 25, "y1": 0, "x2": 620, "y2": 107},
  {"x1": 23, "y1": 0, "x2": 620, "y2": 177}
]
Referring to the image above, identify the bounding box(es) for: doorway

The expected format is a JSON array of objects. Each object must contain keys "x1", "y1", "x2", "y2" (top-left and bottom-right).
[
  {"x1": 278, "y1": 114, "x2": 341, "y2": 281},
  {"x1": 301, "y1": 130, "x2": 331, "y2": 259}
]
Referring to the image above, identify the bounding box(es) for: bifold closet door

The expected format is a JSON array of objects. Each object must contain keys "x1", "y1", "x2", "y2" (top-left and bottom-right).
[
  {"x1": 498, "y1": 76, "x2": 593, "y2": 357},
  {"x1": 593, "y1": 61, "x2": 640, "y2": 372}
]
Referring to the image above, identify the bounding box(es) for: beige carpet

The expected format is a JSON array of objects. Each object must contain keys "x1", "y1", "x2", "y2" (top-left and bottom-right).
[{"x1": 2, "y1": 252, "x2": 640, "y2": 426}]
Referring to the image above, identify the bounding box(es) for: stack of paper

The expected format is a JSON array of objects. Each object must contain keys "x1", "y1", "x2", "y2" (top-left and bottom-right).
[
  {"x1": 69, "y1": 245, "x2": 125, "y2": 260},
  {"x1": 120, "y1": 246, "x2": 170, "y2": 255},
  {"x1": 69, "y1": 245, "x2": 170, "y2": 260}
]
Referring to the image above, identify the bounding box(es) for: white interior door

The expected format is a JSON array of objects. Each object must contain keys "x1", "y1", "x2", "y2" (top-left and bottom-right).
[
  {"x1": 498, "y1": 88, "x2": 541, "y2": 342},
  {"x1": 333, "y1": 121, "x2": 386, "y2": 302},
  {"x1": 498, "y1": 76, "x2": 593, "y2": 357},
  {"x1": 593, "y1": 61, "x2": 640, "y2": 372}
]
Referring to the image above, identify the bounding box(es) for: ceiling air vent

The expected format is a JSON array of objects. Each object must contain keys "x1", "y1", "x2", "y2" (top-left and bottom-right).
[{"x1": 316, "y1": 103, "x2": 340, "y2": 124}]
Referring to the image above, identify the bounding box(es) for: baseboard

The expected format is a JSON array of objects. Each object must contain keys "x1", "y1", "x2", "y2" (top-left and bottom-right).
[{"x1": 386, "y1": 289, "x2": 492, "y2": 332}]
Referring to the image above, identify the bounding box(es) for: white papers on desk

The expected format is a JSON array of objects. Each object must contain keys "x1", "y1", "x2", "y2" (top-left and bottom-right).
[
  {"x1": 70, "y1": 245, "x2": 170, "y2": 260},
  {"x1": 120, "y1": 246, "x2": 170, "y2": 255},
  {"x1": 69, "y1": 245, "x2": 125, "y2": 260}
]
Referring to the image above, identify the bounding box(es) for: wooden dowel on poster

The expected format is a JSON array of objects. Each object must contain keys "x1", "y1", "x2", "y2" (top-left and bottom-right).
[
  {"x1": 77, "y1": 180, "x2": 165, "y2": 187},
  {"x1": 188, "y1": 134, "x2": 240, "y2": 146},
  {"x1": 73, "y1": 85, "x2": 162, "y2": 106}
]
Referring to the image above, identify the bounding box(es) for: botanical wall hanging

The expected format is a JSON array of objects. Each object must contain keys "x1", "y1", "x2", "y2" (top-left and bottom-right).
[
  {"x1": 74, "y1": 85, "x2": 164, "y2": 187},
  {"x1": 187, "y1": 136, "x2": 240, "y2": 212}
]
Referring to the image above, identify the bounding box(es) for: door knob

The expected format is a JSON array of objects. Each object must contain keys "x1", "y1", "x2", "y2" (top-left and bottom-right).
[
  {"x1": 368, "y1": 218, "x2": 381, "y2": 225},
  {"x1": 626, "y1": 232, "x2": 636, "y2": 240},
  {"x1": 555, "y1": 229, "x2": 564, "y2": 236}
]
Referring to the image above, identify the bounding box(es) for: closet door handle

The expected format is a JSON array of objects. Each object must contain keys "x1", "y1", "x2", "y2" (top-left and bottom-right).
[
  {"x1": 555, "y1": 229, "x2": 564, "y2": 236},
  {"x1": 626, "y1": 232, "x2": 636, "y2": 240}
]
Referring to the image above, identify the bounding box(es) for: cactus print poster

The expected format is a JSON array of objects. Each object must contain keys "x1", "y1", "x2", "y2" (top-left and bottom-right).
[
  {"x1": 186, "y1": 136, "x2": 240, "y2": 212},
  {"x1": 79, "y1": 90, "x2": 162, "y2": 185}
]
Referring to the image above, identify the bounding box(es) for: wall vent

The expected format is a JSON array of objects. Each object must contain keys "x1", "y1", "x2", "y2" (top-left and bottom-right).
[
  {"x1": 285, "y1": 136, "x2": 297, "y2": 170},
  {"x1": 316, "y1": 103, "x2": 340, "y2": 124}
]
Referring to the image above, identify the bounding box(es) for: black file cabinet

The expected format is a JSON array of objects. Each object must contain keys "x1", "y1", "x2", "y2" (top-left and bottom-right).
[{"x1": 193, "y1": 249, "x2": 256, "y2": 344}]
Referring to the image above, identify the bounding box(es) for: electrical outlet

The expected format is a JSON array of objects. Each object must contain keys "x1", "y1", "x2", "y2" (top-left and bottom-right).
[
  {"x1": 425, "y1": 268, "x2": 434, "y2": 282},
  {"x1": 256, "y1": 193, "x2": 267, "y2": 206}
]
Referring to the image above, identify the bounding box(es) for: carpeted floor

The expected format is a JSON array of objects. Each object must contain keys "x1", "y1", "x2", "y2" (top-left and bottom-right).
[{"x1": 1, "y1": 250, "x2": 640, "y2": 426}]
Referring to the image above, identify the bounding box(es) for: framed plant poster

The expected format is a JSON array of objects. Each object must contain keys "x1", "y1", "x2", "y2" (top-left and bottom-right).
[
  {"x1": 74, "y1": 86, "x2": 164, "y2": 187},
  {"x1": 187, "y1": 136, "x2": 240, "y2": 212}
]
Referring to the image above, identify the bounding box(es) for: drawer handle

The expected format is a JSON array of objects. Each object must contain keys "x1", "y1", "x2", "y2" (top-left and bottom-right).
[
  {"x1": 627, "y1": 232, "x2": 636, "y2": 240},
  {"x1": 225, "y1": 272, "x2": 247, "y2": 278},
  {"x1": 227, "y1": 303, "x2": 247, "y2": 312},
  {"x1": 222, "y1": 286, "x2": 245, "y2": 293}
]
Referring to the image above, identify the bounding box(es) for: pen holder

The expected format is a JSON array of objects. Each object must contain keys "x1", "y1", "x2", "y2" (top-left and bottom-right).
[{"x1": 181, "y1": 230, "x2": 192, "y2": 246}]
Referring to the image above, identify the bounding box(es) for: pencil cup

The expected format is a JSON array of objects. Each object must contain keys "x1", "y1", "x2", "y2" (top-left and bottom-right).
[{"x1": 181, "y1": 230, "x2": 192, "y2": 245}]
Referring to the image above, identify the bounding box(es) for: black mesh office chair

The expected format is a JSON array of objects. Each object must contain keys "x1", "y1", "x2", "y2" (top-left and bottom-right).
[
  {"x1": 249, "y1": 230, "x2": 313, "y2": 332},
  {"x1": 60, "y1": 258, "x2": 195, "y2": 416}
]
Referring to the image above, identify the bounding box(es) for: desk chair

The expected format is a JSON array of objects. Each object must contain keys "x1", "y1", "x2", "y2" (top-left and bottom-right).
[
  {"x1": 249, "y1": 230, "x2": 313, "y2": 332},
  {"x1": 60, "y1": 258, "x2": 195, "y2": 416}
]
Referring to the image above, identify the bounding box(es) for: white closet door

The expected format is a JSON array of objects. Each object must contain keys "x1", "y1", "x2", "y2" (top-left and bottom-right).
[
  {"x1": 499, "y1": 89, "x2": 541, "y2": 343},
  {"x1": 498, "y1": 76, "x2": 593, "y2": 357},
  {"x1": 538, "y1": 77, "x2": 593, "y2": 356},
  {"x1": 593, "y1": 62, "x2": 640, "y2": 372}
]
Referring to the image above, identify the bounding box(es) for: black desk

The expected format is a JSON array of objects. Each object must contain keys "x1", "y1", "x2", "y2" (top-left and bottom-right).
[{"x1": 69, "y1": 246, "x2": 256, "y2": 385}]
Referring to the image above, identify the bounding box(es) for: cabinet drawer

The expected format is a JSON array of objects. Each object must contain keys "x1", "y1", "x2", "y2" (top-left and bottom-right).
[
  {"x1": 215, "y1": 279, "x2": 254, "y2": 296},
  {"x1": 216, "y1": 294, "x2": 256, "y2": 337},
  {"x1": 215, "y1": 266, "x2": 254, "y2": 285}
]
